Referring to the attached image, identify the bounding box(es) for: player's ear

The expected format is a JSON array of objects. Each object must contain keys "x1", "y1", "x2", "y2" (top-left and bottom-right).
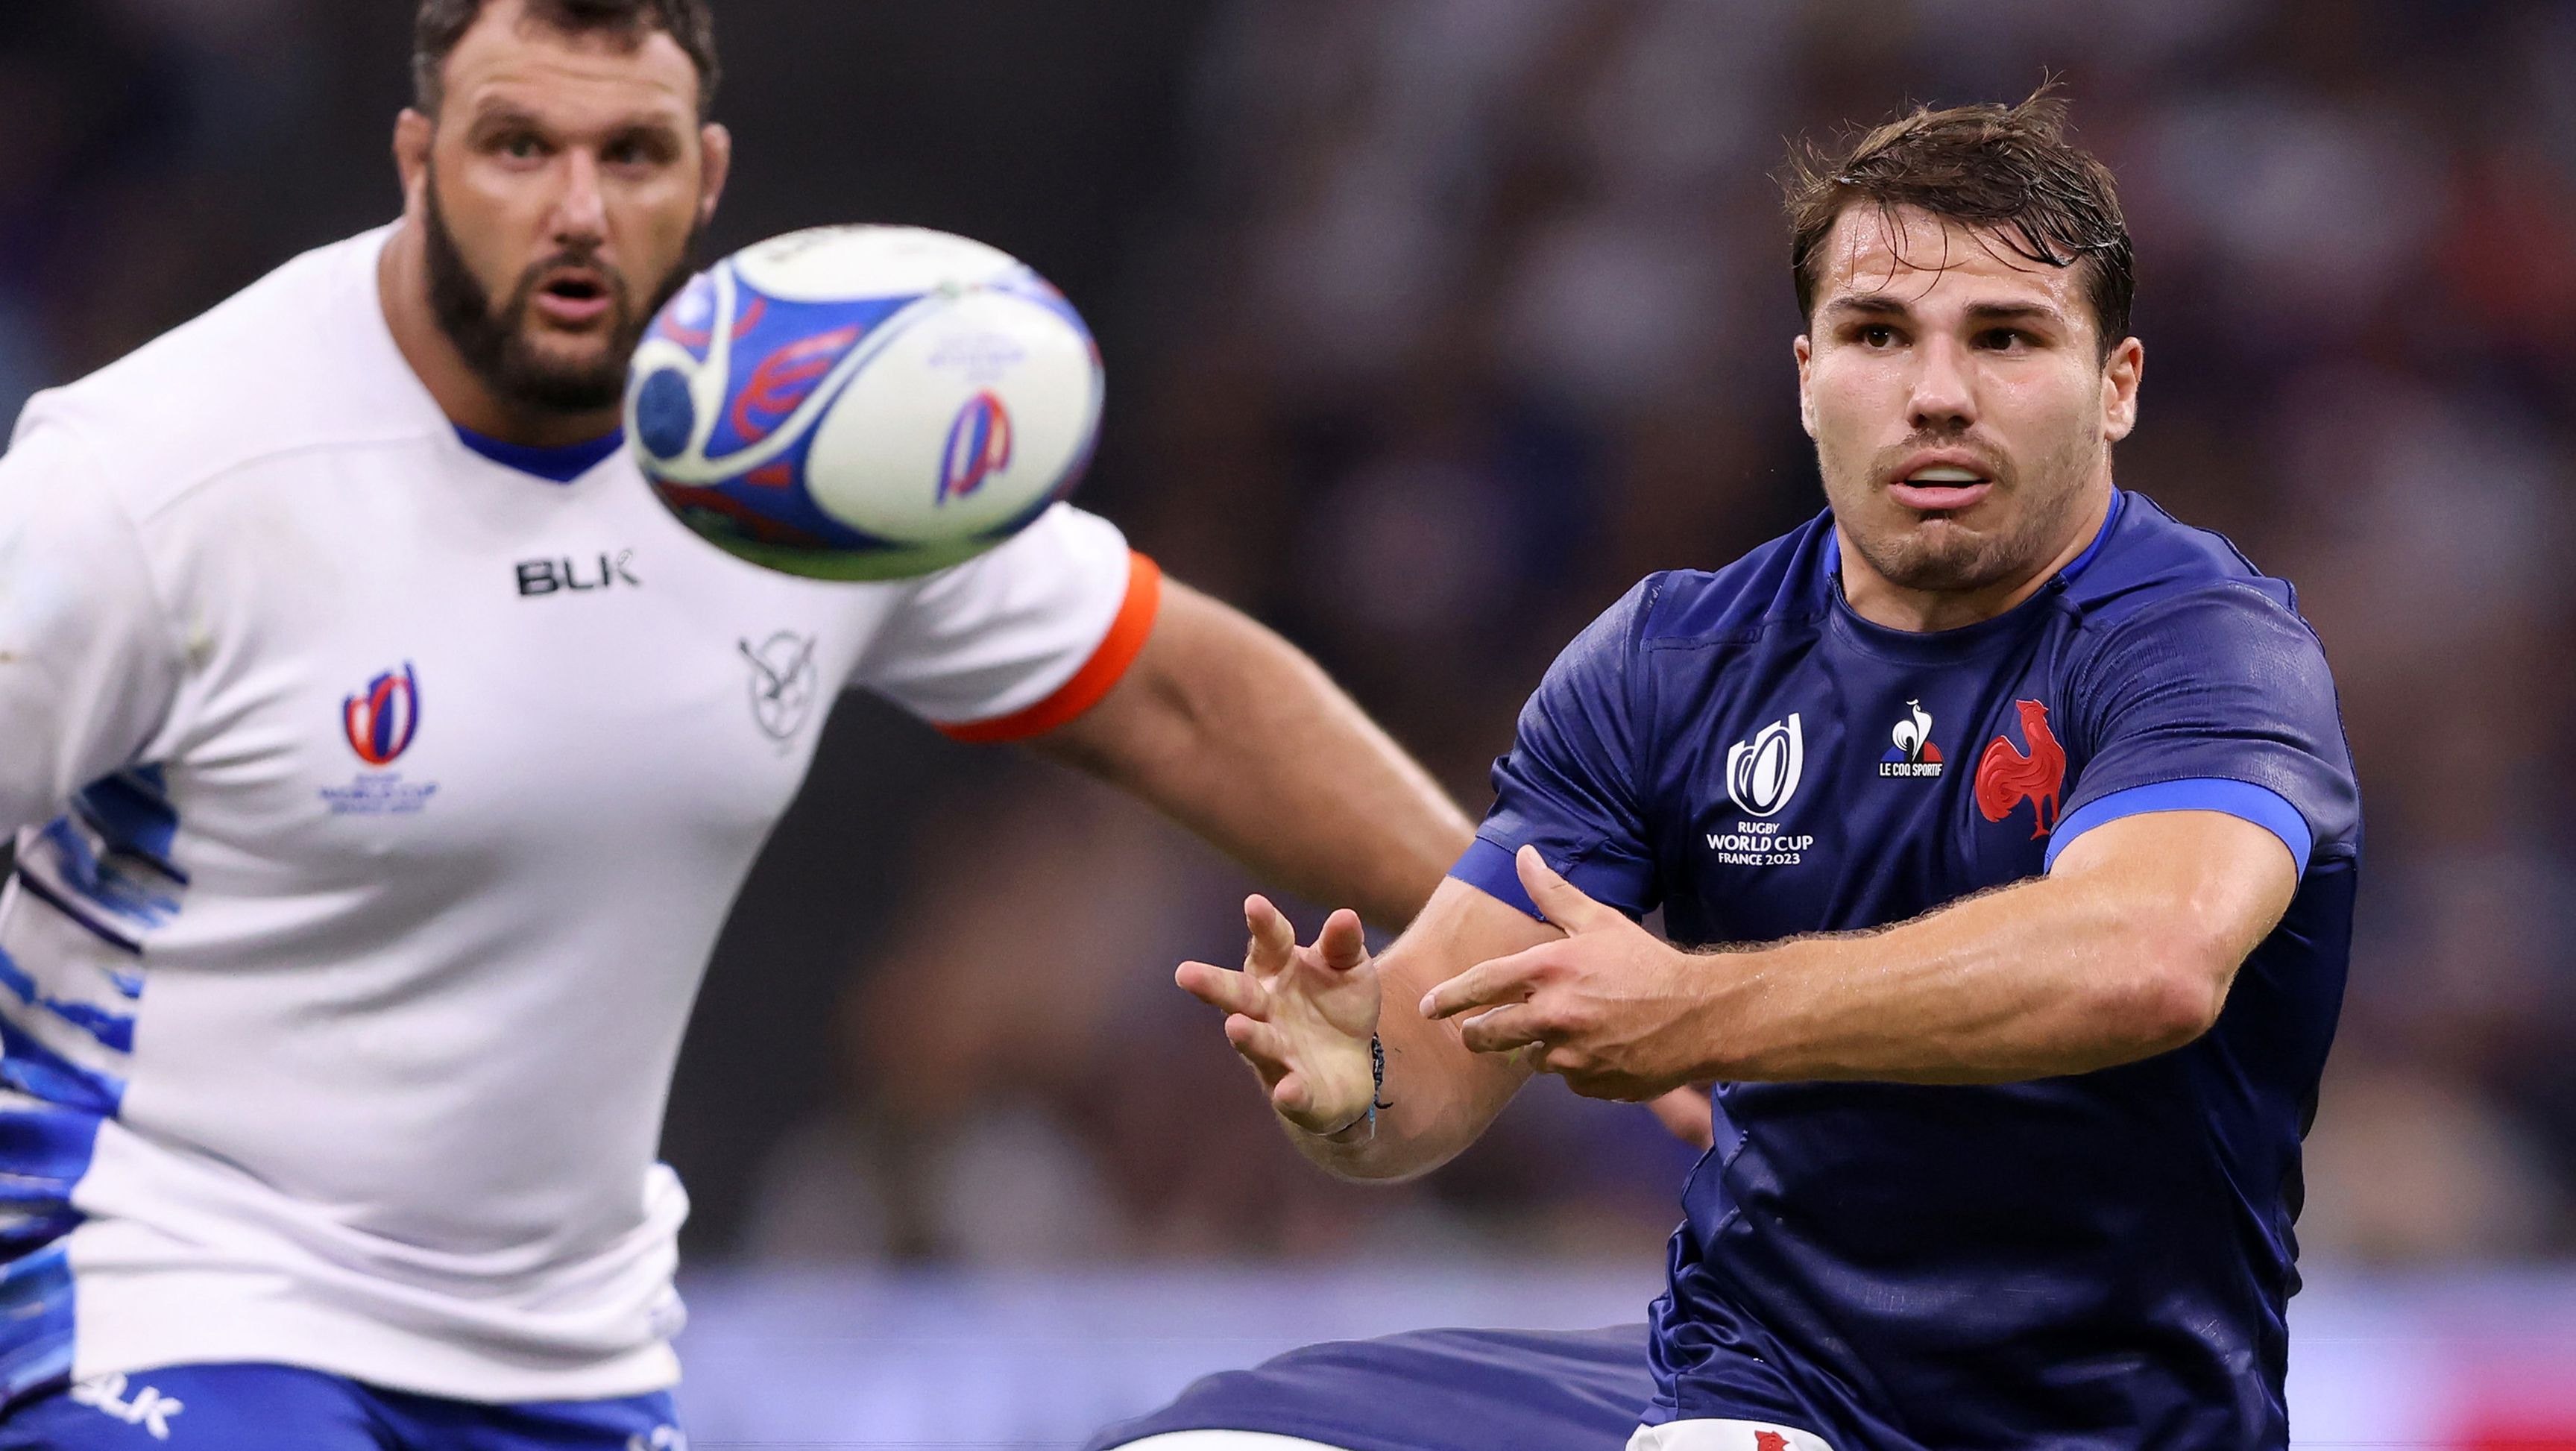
[
  {"x1": 394, "y1": 109, "x2": 434, "y2": 215},
  {"x1": 1793, "y1": 333, "x2": 1818, "y2": 438},
  {"x1": 696, "y1": 123, "x2": 733, "y2": 230},
  {"x1": 2101, "y1": 336, "x2": 2143, "y2": 443}
]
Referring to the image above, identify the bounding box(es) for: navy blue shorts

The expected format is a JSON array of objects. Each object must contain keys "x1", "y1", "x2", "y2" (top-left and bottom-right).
[
  {"x1": 1085, "y1": 1324, "x2": 1654, "y2": 1451},
  {"x1": 0, "y1": 1364, "x2": 681, "y2": 1450}
]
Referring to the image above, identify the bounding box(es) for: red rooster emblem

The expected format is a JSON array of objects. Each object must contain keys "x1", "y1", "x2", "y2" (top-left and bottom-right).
[
  {"x1": 1754, "y1": 1435, "x2": 1791, "y2": 1451},
  {"x1": 1974, "y1": 699, "x2": 2065, "y2": 837}
]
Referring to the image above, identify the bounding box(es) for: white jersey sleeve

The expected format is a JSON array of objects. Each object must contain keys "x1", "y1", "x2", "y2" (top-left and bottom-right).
[
  {"x1": 0, "y1": 418, "x2": 183, "y2": 837},
  {"x1": 854, "y1": 502, "x2": 1160, "y2": 743}
]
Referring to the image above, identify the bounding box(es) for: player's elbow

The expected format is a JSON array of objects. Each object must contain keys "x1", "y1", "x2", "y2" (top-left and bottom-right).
[
  {"x1": 2111, "y1": 957, "x2": 2230, "y2": 1056},
  {"x1": 2100, "y1": 913, "x2": 2240, "y2": 1057}
]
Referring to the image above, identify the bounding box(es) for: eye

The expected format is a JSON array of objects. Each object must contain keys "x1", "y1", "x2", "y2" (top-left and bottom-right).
[
  {"x1": 1976, "y1": 327, "x2": 2030, "y2": 351},
  {"x1": 602, "y1": 130, "x2": 681, "y2": 169},
  {"x1": 1859, "y1": 324, "x2": 1898, "y2": 349},
  {"x1": 495, "y1": 131, "x2": 550, "y2": 161}
]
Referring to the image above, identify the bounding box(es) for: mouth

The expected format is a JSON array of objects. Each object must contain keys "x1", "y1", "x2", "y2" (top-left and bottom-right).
[
  {"x1": 1886, "y1": 457, "x2": 1994, "y2": 513},
  {"x1": 529, "y1": 266, "x2": 617, "y2": 328}
]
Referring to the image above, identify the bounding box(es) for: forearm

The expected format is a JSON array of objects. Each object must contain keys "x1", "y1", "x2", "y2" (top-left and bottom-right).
[
  {"x1": 1703, "y1": 822, "x2": 2283, "y2": 1083},
  {"x1": 1286, "y1": 943, "x2": 1529, "y2": 1181},
  {"x1": 1038, "y1": 582, "x2": 1473, "y2": 930}
]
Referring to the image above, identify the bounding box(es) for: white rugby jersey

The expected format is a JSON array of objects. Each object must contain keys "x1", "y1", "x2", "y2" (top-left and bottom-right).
[{"x1": 0, "y1": 227, "x2": 1157, "y2": 1403}]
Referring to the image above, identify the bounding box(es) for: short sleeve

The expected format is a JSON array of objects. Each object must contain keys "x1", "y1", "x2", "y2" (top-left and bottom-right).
[
  {"x1": 852, "y1": 503, "x2": 1160, "y2": 742},
  {"x1": 0, "y1": 419, "x2": 183, "y2": 837},
  {"x1": 2047, "y1": 584, "x2": 2358, "y2": 875},
  {"x1": 1455, "y1": 577, "x2": 1661, "y2": 919}
]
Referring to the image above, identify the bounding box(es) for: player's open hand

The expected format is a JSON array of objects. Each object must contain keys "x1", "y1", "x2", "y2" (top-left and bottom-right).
[
  {"x1": 1420, "y1": 846, "x2": 1714, "y2": 1101},
  {"x1": 1177, "y1": 898, "x2": 1380, "y2": 1135}
]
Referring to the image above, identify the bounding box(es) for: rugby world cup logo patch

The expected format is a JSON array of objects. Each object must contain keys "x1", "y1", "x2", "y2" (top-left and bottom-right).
[
  {"x1": 343, "y1": 664, "x2": 421, "y2": 767},
  {"x1": 1725, "y1": 713, "x2": 1804, "y2": 819},
  {"x1": 937, "y1": 390, "x2": 1014, "y2": 505}
]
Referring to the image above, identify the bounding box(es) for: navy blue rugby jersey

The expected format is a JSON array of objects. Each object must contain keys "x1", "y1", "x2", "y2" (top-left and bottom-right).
[{"x1": 1451, "y1": 491, "x2": 2360, "y2": 1450}]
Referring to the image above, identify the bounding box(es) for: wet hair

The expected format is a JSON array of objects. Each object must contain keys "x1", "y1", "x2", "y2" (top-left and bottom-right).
[
  {"x1": 1782, "y1": 86, "x2": 2132, "y2": 354},
  {"x1": 413, "y1": 0, "x2": 720, "y2": 118}
]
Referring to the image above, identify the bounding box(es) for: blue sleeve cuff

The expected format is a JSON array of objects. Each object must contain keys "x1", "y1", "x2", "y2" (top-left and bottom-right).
[
  {"x1": 1450, "y1": 838, "x2": 1543, "y2": 919},
  {"x1": 2044, "y1": 778, "x2": 2314, "y2": 875},
  {"x1": 1449, "y1": 838, "x2": 1654, "y2": 922}
]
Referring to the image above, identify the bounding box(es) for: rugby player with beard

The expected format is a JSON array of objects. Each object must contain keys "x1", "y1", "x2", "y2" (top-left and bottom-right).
[{"x1": 0, "y1": 1, "x2": 1498, "y2": 1444}]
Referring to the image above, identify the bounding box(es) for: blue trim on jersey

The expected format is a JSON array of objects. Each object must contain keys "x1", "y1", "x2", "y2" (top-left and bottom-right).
[
  {"x1": 2044, "y1": 776, "x2": 2314, "y2": 875},
  {"x1": 71, "y1": 769, "x2": 185, "y2": 886},
  {"x1": 2056, "y1": 489, "x2": 2128, "y2": 582},
  {"x1": 1826, "y1": 490, "x2": 2129, "y2": 591},
  {"x1": 34, "y1": 821, "x2": 177, "y2": 932},
  {"x1": 8, "y1": 871, "x2": 142, "y2": 957},
  {"x1": 0, "y1": 1019, "x2": 124, "y2": 1119},
  {"x1": 0, "y1": 1244, "x2": 74, "y2": 1407},
  {"x1": 0, "y1": 1362, "x2": 683, "y2": 1447},
  {"x1": 453, "y1": 426, "x2": 625, "y2": 484},
  {"x1": 1451, "y1": 838, "x2": 1543, "y2": 919},
  {"x1": 0, "y1": 949, "x2": 134, "y2": 1055}
]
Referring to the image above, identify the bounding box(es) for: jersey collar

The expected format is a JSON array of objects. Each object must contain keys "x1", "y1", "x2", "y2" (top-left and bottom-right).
[
  {"x1": 1822, "y1": 489, "x2": 2129, "y2": 663},
  {"x1": 452, "y1": 425, "x2": 626, "y2": 485}
]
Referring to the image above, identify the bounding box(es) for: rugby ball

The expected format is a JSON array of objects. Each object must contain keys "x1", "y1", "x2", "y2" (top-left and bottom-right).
[{"x1": 626, "y1": 225, "x2": 1103, "y2": 580}]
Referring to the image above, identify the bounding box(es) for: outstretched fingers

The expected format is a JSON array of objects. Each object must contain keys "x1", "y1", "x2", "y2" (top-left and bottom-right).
[
  {"x1": 1243, "y1": 894, "x2": 1298, "y2": 978},
  {"x1": 1223, "y1": 1013, "x2": 1294, "y2": 1084},
  {"x1": 1176, "y1": 960, "x2": 1261, "y2": 1018},
  {"x1": 1314, "y1": 907, "x2": 1367, "y2": 974}
]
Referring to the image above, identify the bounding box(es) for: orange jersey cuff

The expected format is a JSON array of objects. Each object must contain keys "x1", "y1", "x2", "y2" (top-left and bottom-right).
[{"x1": 939, "y1": 551, "x2": 1163, "y2": 745}]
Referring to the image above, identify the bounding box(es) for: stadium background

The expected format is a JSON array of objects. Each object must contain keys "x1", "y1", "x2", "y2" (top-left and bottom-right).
[{"x1": 4, "y1": 0, "x2": 2575, "y2": 1444}]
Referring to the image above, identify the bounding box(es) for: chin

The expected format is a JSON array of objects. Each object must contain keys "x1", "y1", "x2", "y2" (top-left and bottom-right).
[{"x1": 1870, "y1": 529, "x2": 2019, "y2": 595}]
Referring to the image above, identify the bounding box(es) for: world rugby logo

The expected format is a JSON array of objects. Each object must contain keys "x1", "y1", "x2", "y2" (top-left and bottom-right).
[{"x1": 1725, "y1": 713, "x2": 1804, "y2": 819}]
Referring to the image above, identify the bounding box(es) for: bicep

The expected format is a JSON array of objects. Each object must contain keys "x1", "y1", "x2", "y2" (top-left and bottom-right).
[
  {"x1": 2047, "y1": 809, "x2": 2299, "y2": 974},
  {"x1": 1027, "y1": 577, "x2": 1262, "y2": 772}
]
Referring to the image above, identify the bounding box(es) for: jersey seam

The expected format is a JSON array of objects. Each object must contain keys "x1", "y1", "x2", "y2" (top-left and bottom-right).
[
  {"x1": 2062, "y1": 577, "x2": 2317, "y2": 748},
  {"x1": 58, "y1": 418, "x2": 450, "y2": 532}
]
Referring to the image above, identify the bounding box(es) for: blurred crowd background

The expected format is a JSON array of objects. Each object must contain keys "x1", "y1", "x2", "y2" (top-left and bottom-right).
[{"x1": 5, "y1": 0, "x2": 2575, "y2": 1280}]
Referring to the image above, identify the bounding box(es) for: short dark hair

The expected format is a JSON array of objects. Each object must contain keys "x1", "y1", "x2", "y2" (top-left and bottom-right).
[
  {"x1": 413, "y1": 0, "x2": 720, "y2": 119},
  {"x1": 1783, "y1": 88, "x2": 2133, "y2": 354}
]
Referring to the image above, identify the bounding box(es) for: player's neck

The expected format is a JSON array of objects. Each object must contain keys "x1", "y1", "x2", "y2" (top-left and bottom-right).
[
  {"x1": 377, "y1": 220, "x2": 623, "y2": 450},
  {"x1": 1837, "y1": 482, "x2": 2114, "y2": 635}
]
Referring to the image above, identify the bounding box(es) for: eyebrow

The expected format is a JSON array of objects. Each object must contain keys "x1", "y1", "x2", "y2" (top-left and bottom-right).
[
  {"x1": 465, "y1": 101, "x2": 685, "y2": 144},
  {"x1": 1818, "y1": 295, "x2": 2068, "y2": 327}
]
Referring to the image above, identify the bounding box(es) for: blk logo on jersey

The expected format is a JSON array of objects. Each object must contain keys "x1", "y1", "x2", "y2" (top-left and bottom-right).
[
  {"x1": 517, "y1": 550, "x2": 641, "y2": 597},
  {"x1": 937, "y1": 390, "x2": 1014, "y2": 505},
  {"x1": 740, "y1": 631, "x2": 820, "y2": 742},
  {"x1": 1976, "y1": 698, "x2": 2065, "y2": 837},
  {"x1": 1879, "y1": 699, "x2": 1946, "y2": 778},
  {"x1": 71, "y1": 1372, "x2": 183, "y2": 1441},
  {"x1": 343, "y1": 664, "x2": 421, "y2": 766}
]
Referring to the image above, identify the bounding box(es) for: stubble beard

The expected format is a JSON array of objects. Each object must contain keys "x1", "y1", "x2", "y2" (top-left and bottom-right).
[
  {"x1": 1830, "y1": 430, "x2": 2102, "y2": 597},
  {"x1": 421, "y1": 171, "x2": 700, "y2": 416}
]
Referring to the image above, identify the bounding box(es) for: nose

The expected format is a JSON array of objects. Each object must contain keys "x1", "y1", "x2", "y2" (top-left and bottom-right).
[
  {"x1": 549, "y1": 148, "x2": 608, "y2": 248},
  {"x1": 1907, "y1": 333, "x2": 1977, "y2": 435}
]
